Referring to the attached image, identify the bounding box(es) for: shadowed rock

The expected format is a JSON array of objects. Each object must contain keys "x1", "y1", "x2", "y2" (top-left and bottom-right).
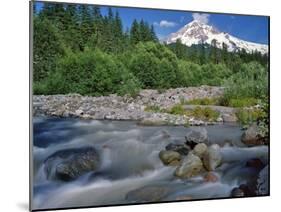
[
  {"x1": 44, "y1": 147, "x2": 99, "y2": 181},
  {"x1": 165, "y1": 143, "x2": 190, "y2": 155},
  {"x1": 185, "y1": 127, "x2": 208, "y2": 148}
]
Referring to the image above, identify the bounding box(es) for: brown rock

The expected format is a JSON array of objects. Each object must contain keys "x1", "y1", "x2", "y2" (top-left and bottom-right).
[
  {"x1": 241, "y1": 124, "x2": 264, "y2": 146},
  {"x1": 204, "y1": 172, "x2": 219, "y2": 183},
  {"x1": 246, "y1": 158, "x2": 265, "y2": 170}
]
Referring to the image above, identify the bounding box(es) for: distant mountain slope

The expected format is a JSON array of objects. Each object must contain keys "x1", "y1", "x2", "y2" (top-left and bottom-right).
[{"x1": 165, "y1": 20, "x2": 268, "y2": 54}]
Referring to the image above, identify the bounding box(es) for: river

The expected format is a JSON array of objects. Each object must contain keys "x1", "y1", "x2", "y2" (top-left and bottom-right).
[{"x1": 32, "y1": 117, "x2": 268, "y2": 210}]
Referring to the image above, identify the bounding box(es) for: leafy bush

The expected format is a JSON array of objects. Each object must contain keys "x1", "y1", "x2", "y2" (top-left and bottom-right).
[
  {"x1": 129, "y1": 42, "x2": 180, "y2": 88},
  {"x1": 228, "y1": 97, "x2": 259, "y2": 107},
  {"x1": 178, "y1": 60, "x2": 231, "y2": 87},
  {"x1": 223, "y1": 62, "x2": 268, "y2": 104},
  {"x1": 236, "y1": 108, "x2": 265, "y2": 125},
  {"x1": 34, "y1": 49, "x2": 140, "y2": 96}
]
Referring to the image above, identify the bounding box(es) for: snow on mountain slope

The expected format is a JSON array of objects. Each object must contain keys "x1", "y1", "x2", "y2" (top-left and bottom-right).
[{"x1": 165, "y1": 20, "x2": 268, "y2": 54}]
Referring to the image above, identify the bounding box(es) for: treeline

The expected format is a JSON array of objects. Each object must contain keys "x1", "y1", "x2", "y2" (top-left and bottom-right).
[
  {"x1": 168, "y1": 40, "x2": 268, "y2": 67},
  {"x1": 33, "y1": 2, "x2": 268, "y2": 100}
]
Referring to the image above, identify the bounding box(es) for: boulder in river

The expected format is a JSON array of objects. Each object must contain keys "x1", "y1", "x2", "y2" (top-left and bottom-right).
[
  {"x1": 125, "y1": 185, "x2": 169, "y2": 202},
  {"x1": 185, "y1": 127, "x2": 208, "y2": 149},
  {"x1": 246, "y1": 158, "x2": 265, "y2": 170},
  {"x1": 44, "y1": 146, "x2": 99, "y2": 181},
  {"x1": 159, "y1": 150, "x2": 181, "y2": 166},
  {"x1": 256, "y1": 165, "x2": 269, "y2": 195},
  {"x1": 231, "y1": 187, "x2": 245, "y2": 197},
  {"x1": 203, "y1": 144, "x2": 222, "y2": 171},
  {"x1": 238, "y1": 184, "x2": 255, "y2": 196},
  {"x1": 165, "y1": 143, "x2": 190, "y2": 155},
  {"x1": 241, "y1": 124, "x2": 264, "y2": 146},
  {"x1": 175, "y1": 153, "x2": 203, "y2": 179},
  {"x1": 193, "y1": 143, "x2": 208, "y2": 158}
]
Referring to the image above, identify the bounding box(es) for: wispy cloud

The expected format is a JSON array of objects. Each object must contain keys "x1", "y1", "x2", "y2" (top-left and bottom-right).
[
  {"x1": 153, "y1": 20, "x2": 177, "y2": 28},
  {"x1": 192, "y1": 13, "x2": 210, "y2": 24}
]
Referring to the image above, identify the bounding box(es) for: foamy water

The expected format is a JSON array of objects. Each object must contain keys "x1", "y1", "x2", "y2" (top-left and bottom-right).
[{"x1": 32, "y1": 118, "x2": 268, "y2": 210}]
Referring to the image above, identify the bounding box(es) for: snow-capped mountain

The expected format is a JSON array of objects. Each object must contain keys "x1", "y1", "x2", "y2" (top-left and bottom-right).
[{"x1": 165, "y1": 20, "x2": 268, "y2": 54}]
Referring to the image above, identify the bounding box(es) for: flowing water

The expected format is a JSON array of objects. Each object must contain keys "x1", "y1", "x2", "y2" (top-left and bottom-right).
[{"x1": 32, "y1": 117, "x2": 269, "y2": 210}]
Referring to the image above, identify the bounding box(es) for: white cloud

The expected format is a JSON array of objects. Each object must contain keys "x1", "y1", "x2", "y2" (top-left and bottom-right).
[
  {"x1": 192, "y1": 13, "x2": 210, "y2": 24},
  {"x1": 154, "y1": 20, "x2": 177, "y2": 28}
]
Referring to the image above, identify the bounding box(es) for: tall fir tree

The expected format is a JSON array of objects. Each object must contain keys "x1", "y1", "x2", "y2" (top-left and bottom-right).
[{"x1": 130, "y1": 19, "x2": 140, "y2": 45}]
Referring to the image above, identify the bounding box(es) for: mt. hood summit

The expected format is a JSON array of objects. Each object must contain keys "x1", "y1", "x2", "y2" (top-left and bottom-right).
[{"x1": 165, "y1": 20, "x2": 268, "y2": 54}]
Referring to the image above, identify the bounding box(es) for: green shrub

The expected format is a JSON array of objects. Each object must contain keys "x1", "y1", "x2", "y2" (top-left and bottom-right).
[
  {"x1": 37, "y1": 49, "x2": 140, "y2": 96},
  {"x1": 129, "y1": 42, "x2": 181, "y2": 88},
  {"x1": 228, "y1": 97, "x2": 259, "y2": 107},
  {"x1": 177, "y1": 60, "x2": 231, "y2": 87},
  {"x1": 236, "y1": 108, "x2": 265, "y2": 125},
  {"x1": 223, "y1": 62, "x2": 268, "y2": 103}
]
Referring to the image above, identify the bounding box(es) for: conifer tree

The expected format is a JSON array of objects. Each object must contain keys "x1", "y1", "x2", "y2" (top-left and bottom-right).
[{"x1": 130, "y1": 19, "x2": 140, "y2": 45}]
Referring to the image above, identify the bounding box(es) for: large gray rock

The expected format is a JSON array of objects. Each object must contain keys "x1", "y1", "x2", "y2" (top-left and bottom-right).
[
  {"x1": 125, "y1": 185, "x2": 170, "y2": 202},
  {"x1": 203, "y1": 144, "x2": 222, "y2": 171},
  {"x1": 185, "y1": 127, "x2": 208, "y2": 148},
  {"x1": 241, "y1": 124, "x2": 264, "y2": 146},
  {"x1": 256, "y1": 165, "x2": 269, "y2": 195},
  {"x1": 44, "y1": 147, "x2": 99, "y2": 181},
  {"x1": 175, "y1": 153, "x2": 203, "y2": 178},
  {"x1": 159, "y1": 150, "x2": 181, "y2": 166}
]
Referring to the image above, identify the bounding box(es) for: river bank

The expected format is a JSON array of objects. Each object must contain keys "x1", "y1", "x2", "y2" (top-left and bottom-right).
[{"x1": 33, "y1": 86, "x2": 239, "y2": 126}]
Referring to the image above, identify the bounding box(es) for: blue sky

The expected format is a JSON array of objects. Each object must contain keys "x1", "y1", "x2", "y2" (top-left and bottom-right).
[{"x1": 35, "y1": 2, "x2": 269, "y2": 44}]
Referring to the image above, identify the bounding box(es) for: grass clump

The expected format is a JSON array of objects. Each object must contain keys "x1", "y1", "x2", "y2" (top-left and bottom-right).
[
  {"x1": 168, "y1": 104, "x2": 186, "y2": 115},
  {"x1": 144, "y1": 105, "x2": 163, "y2": 113},
  {"x1": 188, "y1": 106, "x2": 220, "y2": 121}
]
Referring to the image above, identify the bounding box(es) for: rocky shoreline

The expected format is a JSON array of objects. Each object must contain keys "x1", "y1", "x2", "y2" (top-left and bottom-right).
[{"x1": 33, "y1": 86, "x2": 239, "y2": 126}]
